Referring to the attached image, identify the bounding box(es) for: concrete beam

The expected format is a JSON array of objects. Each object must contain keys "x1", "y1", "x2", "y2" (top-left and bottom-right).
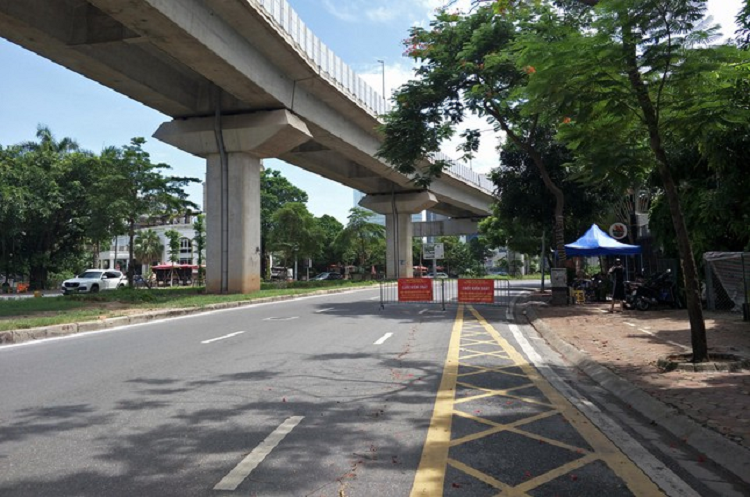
[
  {"x1": 413, "y1": 219, "x2": 480, "y2": 237},
  {"x1": 153, "y1": 110, "x2": 312, "y2": 158},
  {"x1": 359, "y1": 191, "x2": 438, "y2": 215},
  {"x1": 359, "y1": 192, "x2": 439, "y2": 279}
]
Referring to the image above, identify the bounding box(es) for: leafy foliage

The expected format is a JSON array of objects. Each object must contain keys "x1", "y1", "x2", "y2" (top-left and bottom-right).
[
  {"x1": 516, "y1": 0, "x2": 750, "y2": 361},
  {"x1": 0, "y1": 126, "x2": 103, "y2": 288},
  {"x1": 378, "y1": 4, "x2": 573, "y2": 264},
  {"x1": 134, "y1": 229, "x2": 164, "y2": 266},
  {"x1": 193, "y1": 214, "x2": 206, "y2": 285},
  {"x1": 267, "y1": 202, "x2": 320, "y2": 273},
  {"x1": 481, "y1": 130, "x2": 620, "y2": 254},
  {"x1": 101, "y1": 138, "x2": 198, "y2": 284},
  {"x1": 334, "y1": 208, "x2": 385, "y2": 268},
  {"x1": 314, "y1": 214, "x2": 345, "y2": 271}
]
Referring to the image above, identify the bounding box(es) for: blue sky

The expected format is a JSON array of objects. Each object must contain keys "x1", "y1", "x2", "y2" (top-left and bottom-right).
[{"x1": 0, "y1": 0, "x2": 742, "y2": 224}]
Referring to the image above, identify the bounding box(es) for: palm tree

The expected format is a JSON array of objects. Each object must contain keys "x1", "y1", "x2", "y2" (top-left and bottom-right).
[
  {"x1": 134, "y1": 229, "x2": 164, "y2": 270},
  {"x1": 20, "y1": 125, "x2": 80, "y2": 154}
]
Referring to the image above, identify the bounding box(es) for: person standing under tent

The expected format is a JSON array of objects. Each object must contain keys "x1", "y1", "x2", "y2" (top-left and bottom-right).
[{"x1": 608, "y1": 258, "x2": 625, "y2": 312}]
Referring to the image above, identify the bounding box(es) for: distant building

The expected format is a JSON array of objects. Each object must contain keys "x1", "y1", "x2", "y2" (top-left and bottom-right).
[{"x1": 98, "y1": 212, "x2": 203, "y2": 274}]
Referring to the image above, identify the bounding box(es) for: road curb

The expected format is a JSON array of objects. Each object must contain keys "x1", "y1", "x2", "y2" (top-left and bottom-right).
[
  {"x1": 0, "y1": 286, "x2": 373, "y2": 346},
  {"x1": 522, "y1": 304, "x2": 750, "y2": 487}
]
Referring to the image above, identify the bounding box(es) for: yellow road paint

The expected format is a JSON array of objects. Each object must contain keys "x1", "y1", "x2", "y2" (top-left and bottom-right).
[
  {"x1": 510, "y1": 453, "x2": 599, "y2": 496},
  {"x1": 466, "y1": 306, "x2": 664, "y2": 497},
  {"x1": 447, "y1": 458, "x2": 513, "y2": 493},
  {"x1": 409, "y1": 305, "x2": 464, "y2": 497},
  {"x1": 410, "y1": 305, "x2": 664, "y2": 496}
]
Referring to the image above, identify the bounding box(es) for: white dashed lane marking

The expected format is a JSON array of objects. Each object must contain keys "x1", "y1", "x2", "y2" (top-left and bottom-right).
[
  {"x1": 374, "y1": 333, "x2": 393, "y2": 345},
  {"x1": 201, "y1": 331, "x2": 246, "y2": 344},
  {"x1": 214, "y1": 416, "x2": 304, "y2": 491}
]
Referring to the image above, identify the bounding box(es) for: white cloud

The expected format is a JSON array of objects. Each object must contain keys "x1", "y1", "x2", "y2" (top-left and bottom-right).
[
  {"x1": 366, "y1": 6, "x2": 399, "y2": 22},
  {"x1": 321, "y1": 0, "x2": 358, "y2": 22}
]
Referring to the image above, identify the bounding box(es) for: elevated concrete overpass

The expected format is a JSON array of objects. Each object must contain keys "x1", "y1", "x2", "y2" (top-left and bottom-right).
[{"x1": 0, "y1": 0, "x2": 495, "y2": 292}]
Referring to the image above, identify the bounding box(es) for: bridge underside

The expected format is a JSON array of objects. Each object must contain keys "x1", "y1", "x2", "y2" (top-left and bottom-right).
[{"x1": 0, "y1": 0, "x2": 494, "y2": 291}]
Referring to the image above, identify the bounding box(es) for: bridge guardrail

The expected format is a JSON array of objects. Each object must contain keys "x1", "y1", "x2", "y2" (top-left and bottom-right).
[{"x1": 254, "y1": 0, "x2": 494, "y2": 195}]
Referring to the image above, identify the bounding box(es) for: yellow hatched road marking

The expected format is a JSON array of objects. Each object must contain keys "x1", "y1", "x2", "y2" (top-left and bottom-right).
[
  {"x1": 459, "y1": 351, "x2": 508, "y2": 360},
  {"x1": 446, "y1": 459, "x2": 514, "y2": 494},
  {"x1": 409, "y1": 305, "x2": 464, "y2": 497},
  {"x1": 508, "y1": 453, "x2": 600, "y2": 497},
  {"x1": 466, "y1": 305, "x2": 664, "y2": 496}
]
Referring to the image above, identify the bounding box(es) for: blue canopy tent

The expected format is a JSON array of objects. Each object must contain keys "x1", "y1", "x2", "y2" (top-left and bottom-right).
[{"x1": 565, "y1": 224, "x2": 641, "y2": 256}]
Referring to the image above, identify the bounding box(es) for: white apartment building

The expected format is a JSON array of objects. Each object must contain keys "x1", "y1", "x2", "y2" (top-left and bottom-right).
[{"x1": 98, "y1": 213, "x2": 202, "y2": 274}]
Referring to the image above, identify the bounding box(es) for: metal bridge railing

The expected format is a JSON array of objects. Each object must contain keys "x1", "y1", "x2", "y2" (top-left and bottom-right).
[{"x1": 379, "y1": 278, "x2": 511, "y2": 310}]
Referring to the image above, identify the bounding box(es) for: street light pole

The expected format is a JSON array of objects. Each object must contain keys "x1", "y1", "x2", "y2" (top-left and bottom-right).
[{"x1": 377, "y1": 59, "x2": 386, "y2": 106}]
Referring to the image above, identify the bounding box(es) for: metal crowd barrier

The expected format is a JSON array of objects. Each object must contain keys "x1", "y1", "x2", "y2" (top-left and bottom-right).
[{"x1": 379, "y1": 278, "x2": 511, "y2": 310}]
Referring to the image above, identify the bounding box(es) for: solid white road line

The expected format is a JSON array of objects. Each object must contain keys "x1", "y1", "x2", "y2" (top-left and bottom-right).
[
  {"x1": 315, "y1": 308, "x2": 334, "y2": 313},
  {"x1": 214, "y1": 416, "x2": 304, "y2": 491},
  {"x1": 506, "y1": 303, "x2": 698, "y2": 497},
  {"x1": 374, "y1": 333, "x2": 393, "y2": 345},
  {"x1": 201, "y1": 331, "x2": 246, "y2": 344}
]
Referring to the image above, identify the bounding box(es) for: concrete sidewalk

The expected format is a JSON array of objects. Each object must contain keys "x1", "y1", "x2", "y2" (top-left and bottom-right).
[{"x1": 520, "y1": 294, "x2": 750, "y2": 487}]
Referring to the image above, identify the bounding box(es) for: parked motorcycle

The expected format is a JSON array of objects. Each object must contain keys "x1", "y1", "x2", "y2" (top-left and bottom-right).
[{"x1": 624, "y1": 270, "x2": 682, "y2": 311}]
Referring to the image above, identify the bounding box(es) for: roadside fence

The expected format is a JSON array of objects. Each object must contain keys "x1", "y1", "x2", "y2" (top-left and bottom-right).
[{"x1": 379, "y1": 278, "x2": 511, "y2": 310}]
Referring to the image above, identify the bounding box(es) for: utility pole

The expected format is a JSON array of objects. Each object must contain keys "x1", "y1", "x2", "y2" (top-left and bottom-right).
[{"x1": 377, "y1": 59, "x2": 386, "y2": 107}]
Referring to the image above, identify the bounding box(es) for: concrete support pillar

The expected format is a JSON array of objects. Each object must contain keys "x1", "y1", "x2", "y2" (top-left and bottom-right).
[
  {"x1": 205, "y1": 153, "x2": 261, "y2": 293},
  {"x1": 359, "y1": 191, "x2": 437, "y2": 279},
  {"x1": 154, "y1": 110, "x2": 312, "y2": 293},
  {"x1": 385, "y1": 213, "x2": 414, "y2": 279}
]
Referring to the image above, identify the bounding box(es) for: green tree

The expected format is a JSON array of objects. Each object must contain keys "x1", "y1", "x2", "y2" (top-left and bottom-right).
[
  {"x1": 314, "y1": 214, "x2": 345, "y2": 271},
  {"x1": 0, "y1": 127, "x2": 101, "y2": 289},
  {"x1": 261, "y1": 168, "x2": 309, "y2": 277},
  {"x1": 518, "y1": 0, "x2": 750, "y2": 361},
  {"x1": 193, "y1": 214, "x2": 207, "y2": 285},
  {"x1": 648, "y1": 127, "x2": 750, "y2": 255},
  {"x1": 437, "y1": 237, "x2": 473, "y2": 276},
  {"x1": 480, "y1": 131, "x2": 620, "y2": 258},
  {"x1": 335, "y1": 208, "x2": 385, "y2": 269},
  {"x1": 103, "y1": 138, "x2": 198, "y2": 286},
  {"x1": 134, "y1": 229, "x2": 164, "y2": 266},
  {"x1": 164, "y1": 229, "x2": 181, "y2": 264},
  {"x1": 20, "y1": 124, "x2": 80, "y2": 154},
  {"x1": 377, "y1": 5, "x2": 571, "y2": 266},
  {"x1": 267, "y1": 202, "x2": 320, "y2": 278}
]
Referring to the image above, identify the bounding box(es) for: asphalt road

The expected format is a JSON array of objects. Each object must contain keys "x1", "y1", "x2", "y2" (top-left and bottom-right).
[{"x1": 0, "y1": 285, "x2": 745, "y2": 496}]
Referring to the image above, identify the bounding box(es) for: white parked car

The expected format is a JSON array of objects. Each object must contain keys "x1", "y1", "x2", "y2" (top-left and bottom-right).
[{"x1": 61, "y1": 270, "x2": 128, "y2": 295}]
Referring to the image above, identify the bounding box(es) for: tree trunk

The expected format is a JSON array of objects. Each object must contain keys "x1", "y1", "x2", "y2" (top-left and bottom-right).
[
  {"x1": 92, "y1": 241, "x2": 100, "y2": 268},
  {"x1": 29, "y1": 265, "x2": 47, "y2": 291},
  {"x1": 622, "y1": 23, "x2": 708, "y2": 362},
  {"x1": 127, "y1": 221, "x2": 136, "y2": 287}
]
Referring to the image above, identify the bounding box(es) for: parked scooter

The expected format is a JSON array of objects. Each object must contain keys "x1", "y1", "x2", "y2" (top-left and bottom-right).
[{"x1": 624, "y1": 269, "x2": 682, "y2": 311}]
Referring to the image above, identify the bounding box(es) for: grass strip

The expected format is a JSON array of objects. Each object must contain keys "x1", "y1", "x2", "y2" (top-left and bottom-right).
[{"x1": 0, "y1": 282, "x2": 377, "y2": 332}]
